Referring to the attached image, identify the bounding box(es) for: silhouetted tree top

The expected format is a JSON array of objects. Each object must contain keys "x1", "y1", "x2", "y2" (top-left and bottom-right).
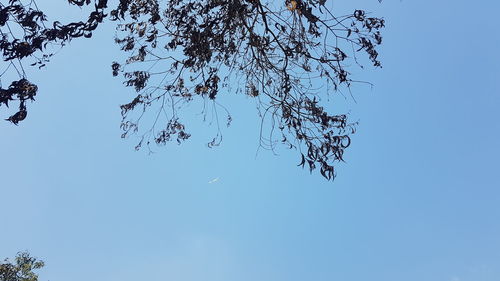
[
  {"x1": 0, "y1": 252, "x2": 45, "y2": 281},
  {"x1": 0, "y1": 0, "x2": 384, "y2": 180}
]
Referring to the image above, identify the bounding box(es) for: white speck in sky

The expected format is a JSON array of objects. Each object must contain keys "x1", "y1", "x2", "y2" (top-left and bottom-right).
[{"x1": 208, "y1": 177, "x2": 219, "y2": 184}]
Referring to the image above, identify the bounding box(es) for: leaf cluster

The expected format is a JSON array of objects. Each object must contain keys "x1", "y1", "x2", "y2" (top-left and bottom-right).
[
  {"x1": 0, "y1": 0, "x2": 384, "y2": 180},
  {"x1": 0, "y1": 0, "x2": 108, "y2": 124},
  {"x1": 111, "y1": 0, "x2": 384, "y2": 179},
  {"x1": 0, "y1": 252, "x2": 44, "y2": 281}
]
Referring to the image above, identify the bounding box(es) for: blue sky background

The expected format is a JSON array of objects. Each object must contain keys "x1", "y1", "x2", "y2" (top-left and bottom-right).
[{"x1": 1, "y1": 0, "x2": 499, "y2": 281}]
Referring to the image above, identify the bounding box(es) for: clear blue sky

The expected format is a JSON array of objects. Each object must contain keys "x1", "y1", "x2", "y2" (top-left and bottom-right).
[{"x1": 1, "y1": 1, "x2": 499, "y2": 281}]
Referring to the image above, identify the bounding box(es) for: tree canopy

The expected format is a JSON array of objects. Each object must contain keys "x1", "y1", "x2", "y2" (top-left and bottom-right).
[
  {"x1": 0, "y1": 252, "x2": 45, "y2": 281},
  {"x1": 0, "y1": 0, "x2": 384, "y2": 180}
]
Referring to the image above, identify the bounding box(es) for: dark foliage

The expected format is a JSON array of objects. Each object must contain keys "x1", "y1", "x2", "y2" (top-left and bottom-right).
[
  {"x1": 0, "y1": 252, "x2": 44, "y2": 281},
  {"x1": 0, "y1": 0, "x2": 107, "y2": 124},
  {"x1": 0, "y1": 0, "x2": 384, "y2": 180}
]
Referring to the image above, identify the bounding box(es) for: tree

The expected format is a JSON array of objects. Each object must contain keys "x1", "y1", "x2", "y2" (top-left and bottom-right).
[
  {"x1": 0, "y1": 252, "x2": 45, "y2": 281},
  {"x1": 0, "y1": 0, "x2": 384, "y2": 180}
]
